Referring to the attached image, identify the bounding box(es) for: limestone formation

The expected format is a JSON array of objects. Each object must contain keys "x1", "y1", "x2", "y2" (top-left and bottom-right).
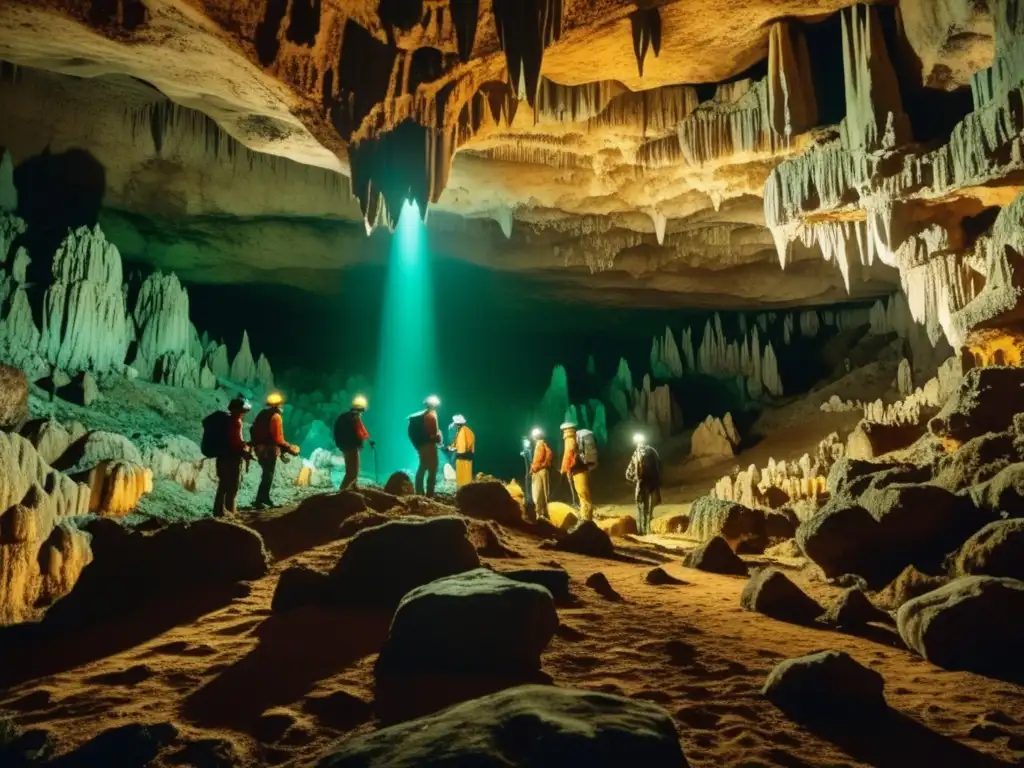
[
  {"x1": 690, "y1": 414, "x2": 740, "y2": 460},
  {"x1": 0, "y1": 149, "x2": 15, "y2": 211},
  {"x1": 0, "y1": 363, "x2": 28, "y2": 432},
  {"x1": 205, "y1": 343, "x2": 230, "y2": 380},
  {"x1": 633, "y1": 375, "x2": 681, "y2": 438},
  {"x1": 132, "y1": 272, "x2": 193, "y2": 380},
  {"x1": 230, "y1": 331, "x2": 258, "y2": 385},
  {"x1": 687, "y1": 497, "x2": 766, "y2": 553},
  {"x1": 39, "y1": 225, "x2": 132, "y2": 374}
]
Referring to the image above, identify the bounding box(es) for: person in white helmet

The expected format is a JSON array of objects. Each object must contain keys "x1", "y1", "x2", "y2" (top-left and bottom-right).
[
  {"x1": 529, "y1": 427, "x2": 553, "y2": 519},
  {"x1": 625, "y1": 432, "x2": 661, "y2": 535},
  {"x1": 560, "y1": 421, "x2": 593, "y2": 521},
  {"x1": 334, "y1": 394, "x2": 374, "y2": 490},
  {"x1": 448, "y1": 414, "x2": 476, "y2": 487},
  {"x1": 408, "y1": 394, "x2": 442, "y2": 497}
]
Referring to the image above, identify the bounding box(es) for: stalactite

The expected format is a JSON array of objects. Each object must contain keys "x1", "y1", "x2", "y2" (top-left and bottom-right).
[
  {"x1": 492, "y1": 0, "x2": 562, "y2": 107},
  {"x1": 590, "y1": 85, "x2": 699, "y2": 136},
  {"x1": 767, "y1": 21, "x2": 818, "y2": 141},
  {"x1": 451, "y1": 0, "x2": 480, "y2": 63},
  {"x1": 475, "y1": 143, "x2": 592, "y2": 170},
  {"x1": 535, "y1": 79, "x2": 623, "y2": 124},
  {"x1": 331, "y1": 20, "x2": 397, "y2": 142},
  {"x1": 638, "y1": 134, "x2": 682, "y2": 168},
  {"x1": 648, "y1": 209, "x2": 667, "y2": 245},
  {"x1": 629, "y1": 7, "x2": 661, "y2": 78},
  {"x1": 678, "y1": 78, "x2": 776, "y2": 166}
]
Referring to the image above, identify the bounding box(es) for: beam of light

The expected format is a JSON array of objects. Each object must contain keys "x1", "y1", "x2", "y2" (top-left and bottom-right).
[{"x1": 370, "y1": 199, "x2": 439, "y2": 477}]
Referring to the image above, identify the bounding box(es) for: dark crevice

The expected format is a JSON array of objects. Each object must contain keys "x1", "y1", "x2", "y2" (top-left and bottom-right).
[
  {"x1": 378, "y1": 0, "x2": 423, "y2": 45},
  {"x1": 255, "y1": 0, "x2": 288, "y2": 66},
  {"x1": 803, "y1": 12, "x2": 846, "y2": 128},
  {"x1": 451, "y1": 0, "x2": 480, "y2": 62},
  {"x1": 962, "y1": 207, "x2": 1001, "y2": 249},
  {"x1": 629, "y1": 7, "x2": 661, "y2": 77},
  {"x1": 349, "y1": 120, "x2": 433, "y2": 225},
  {"x1": 329, "y1": 20, "x2": 397, "y2": 141},
  {"x1": 409, "y1": 48, "x2": 446, "y2": 92},
  {"x1": 493, "y1": 0, "x2": 562, "y2": 107},
  {"x1": 286, "y1": 0, "x2": 321, "y2": 47}
]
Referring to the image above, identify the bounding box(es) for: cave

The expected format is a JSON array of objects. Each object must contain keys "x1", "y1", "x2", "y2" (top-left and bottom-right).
[{"x1": 2, "y1": 1, "x2": 1024, "y2": 765}]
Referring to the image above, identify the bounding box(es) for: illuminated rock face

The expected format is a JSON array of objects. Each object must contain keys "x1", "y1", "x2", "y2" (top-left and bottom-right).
[{"x1": 0, "y1": 0, "x2": 1021, "y2": 346}]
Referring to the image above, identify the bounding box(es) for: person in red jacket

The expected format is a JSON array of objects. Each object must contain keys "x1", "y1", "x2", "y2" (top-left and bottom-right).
[
  {"x1": 214, "y1": 397, "x2": 252, "y2": 517},
  {"x1": 251, "y1": 392, "x2": 299, "y2": 509}
]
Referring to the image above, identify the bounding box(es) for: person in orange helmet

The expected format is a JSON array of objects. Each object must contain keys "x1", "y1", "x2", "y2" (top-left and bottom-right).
[
  {"x1": 529, "y1": 427, "x2": 553, "y2": 520},
  {"x1": 250, "y1": 391, "x2": 299, "y2": 509}
]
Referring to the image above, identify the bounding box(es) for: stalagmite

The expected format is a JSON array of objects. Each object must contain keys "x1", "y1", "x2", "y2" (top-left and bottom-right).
[
  {"x1": 494, "y1": 205, "x2": 514, "y2": 239},
  {"x1": 39, "y1": 225, "x2": 132, "y2": 375},
  {"x1": 256, "y1": 353, "x2": 275, "y2": 391},
  {"x1": 629, "y1": 7, "x2": 661, "y2": 77},
  {"x1": 230, "y1": 331, "x2": 257, "y2": 384},
  {"x1": 762, "y1": 342, "x2": 783, "y2": 397},
  {"x1": 537, "y1": 364, "x2": 570, "y2": 429},
  {"x1": 680, "y1": 327, "x2": 695, "y2": 372},
  {"x1": 897, "y1": 358, "x2": 913, "y2": 397},
  {"x1": 799, "y1": 311, "x2": 819, "y2": 338},
  {"x1": 132, "y1": 272, "x2": 193, "y2": 380},
  {"x1": 650, "y1": 327, "x2": 682, "y2": 379},
  {"x1": 690, "y1": 413, "x2": 740, "y2": 459},
  {"x1": 205, "y1": 344, "x2": 230, "y2": 380}
]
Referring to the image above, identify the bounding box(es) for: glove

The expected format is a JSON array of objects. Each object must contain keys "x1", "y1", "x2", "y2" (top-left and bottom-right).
[{"x1": 289, "y1": 444, "x2": 300, "y2": 456}]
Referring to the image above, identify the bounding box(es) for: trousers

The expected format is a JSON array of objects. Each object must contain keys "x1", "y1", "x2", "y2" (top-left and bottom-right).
[
  {"x1": 573, "y1": 470, "x2": 592, "y2": 521},
  {"x1": 214, "y1": 455, "x2": 244, "y2": 516},
  {"x1": 455, "y1": 459, "x2": 473, "y2": 487},
  {"x1": 341, "y1": 448, "x2": 360, "y2": 490},
  {"x1": 255, "y1": 452, "x2": 277, "y2": 506},
  {"x1": 636, "y1": 489, "x2": 653, "y2": 535},
  {"x1": 531, "y1": 468, "x2": 550, "y2": 519},
  {"x1": 416, "y1": 444, "x2": 439, "y2": 497}
]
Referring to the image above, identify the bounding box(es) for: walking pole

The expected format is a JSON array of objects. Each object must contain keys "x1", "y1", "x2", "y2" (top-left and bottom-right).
[
  {"x1": 565, "y1": 472, "x2": 578, "y2": 509},
  {"x1": 373, "y1": 443, "x2": 379, "y2": 484}
]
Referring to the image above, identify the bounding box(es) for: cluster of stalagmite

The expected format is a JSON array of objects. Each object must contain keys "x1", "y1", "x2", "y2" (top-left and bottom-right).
[
  {"x1": 0, "y1": 159, "x2": 275, "y2": 392},
  {"x1": 690, "y1": 413, "x2": 740, "y2": 460},
  {"x1": 711, "y1": 433, "x2": 845, "y2": 510}
]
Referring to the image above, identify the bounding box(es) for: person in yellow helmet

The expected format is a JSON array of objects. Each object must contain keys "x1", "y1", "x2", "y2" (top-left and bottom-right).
[
  {"x1": 334, "y1": 395, "x2": 374, "y2": 490},
  {"x1": 560, "y1": 422, "x2": 592, "y2": 521},
  {"x1": 250, "y1": 391, "x2": 299, "y2": 509},
  {"x1": 448, "y1": 414, "x2": 475, "y2": 487}
]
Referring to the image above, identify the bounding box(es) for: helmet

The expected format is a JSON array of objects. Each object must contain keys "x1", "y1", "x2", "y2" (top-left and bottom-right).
[
  {"x1": 266, "y1": 391, "x2": 285, "y2": 407},
  {"x1": 451, "y1": 414, "x2": 466, "y2": 426},
  {"x1": 424, "y1": 394, "x2": 440, "y2": 408},
  {"x1": 352, "y1": 394, "x2": 368, "y2": 411},
  {"x1": 559, "y1": 422, "x2": 577, "y2": 432},
  {"x1": 633, "y1": 432, "x2": 647, "y2": 445},
  {"x1": 530, "y1": 427, "x2": 543, "y2": 440},
  {"x1": 229, "y1": 397, "x2": 252, "y2": 413}
]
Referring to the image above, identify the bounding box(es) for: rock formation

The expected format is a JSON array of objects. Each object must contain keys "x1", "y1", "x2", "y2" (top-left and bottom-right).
[{"x1": 690, "y1": 413, "x2": 740, "y2": 460}]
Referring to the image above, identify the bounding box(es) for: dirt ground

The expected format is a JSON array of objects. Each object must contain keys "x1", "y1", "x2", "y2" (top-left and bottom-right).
[{"x1": 2, "y1": 508, "x2": 1022, "y2": 768}]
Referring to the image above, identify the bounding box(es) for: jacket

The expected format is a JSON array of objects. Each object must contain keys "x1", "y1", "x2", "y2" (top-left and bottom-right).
[
  {"x1": 561, "y1": 433, "x2": 583, "y2": 474},
  {"x1": 351, "y1": 411, "x2": 370, "y2": 442},
  {"x1": 451, "y1": 425, "x2": 475, "y2": 459},
  {"x1": 253, "y1": 406, "x2": 296, "y2": 456},
  {"x1": 423, "y1": 410, "x2": 441, "y2": 444},
  {"x1": 626, "y1": 445, "x2": 661, "y2": 489},
  {"x1": 531, "y1": 440, "x2": 553, "y2": 472},
  {"x1": 228, "y1": 412, "x2": 248, "y2": 456}
]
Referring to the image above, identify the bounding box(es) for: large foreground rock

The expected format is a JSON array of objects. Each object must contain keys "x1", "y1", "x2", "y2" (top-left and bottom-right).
[
  {"x1": 929, "y1": 366, "x2": 1024, "y2": 445},
  {"x1": 376, "y1": 569, "x2": 558, "y2": 677},
  {"x1": 687, "y1": 496, "x2": 765, "y2": 553},
  {"x1": 897, "y1": 576, "x2": 1024, "y2": 676},
  {"x1": 318, "y1": 685, "x2": 690, "y2": 767},
  {"x1": 796, "y1": 501, "x2": 880, "y2": 581},
  {"x1": 823, "y1": 588, "x2": 891, "y2": 628},
  {"x1": 327, "y1": 516, "x2": 480, "y2": 609},
  {"x1": 383, "y1": 472, "x2": 414, "y2": 496},
  {"x1": 456, "y1": 481, "x2": 522, "y2": 526},
  {"x1": 740, "y1": 568, "x2": 822, "y2": 624},
  {"x1": 763, "y1": 651, "x2": 886, "y2": 718},
  {"x1": 954, "y1": 519, "x2": 1024, "y2": 579},
  {"x1": 45, "y1": 517, "x2": 268, "y2": 626},
  {"x1": 968, "y1": 462, "x2": 1024, "y2": 516},
  {"x1": 550, "y1": 520, "x2": 614, "y2": 558},
  {"x1": 872, "y1": 565, "x2": 948, "y2": 611},
  {"x1": 0, "y1": 364, "x2": 28, "y2": 432}
]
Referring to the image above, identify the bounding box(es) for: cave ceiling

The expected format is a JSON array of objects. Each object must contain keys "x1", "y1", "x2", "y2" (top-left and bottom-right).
[{"x1": 0, "y1": 0, "x2": 999, "y2": 308}]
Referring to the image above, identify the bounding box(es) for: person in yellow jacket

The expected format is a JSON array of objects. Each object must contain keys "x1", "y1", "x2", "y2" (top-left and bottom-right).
[
  {"x1": 560, "y1": 421, "x2": 592, "y2": 521},
  {"x1": 448, "y1": 414, "x2": 476, "y2": 487}
]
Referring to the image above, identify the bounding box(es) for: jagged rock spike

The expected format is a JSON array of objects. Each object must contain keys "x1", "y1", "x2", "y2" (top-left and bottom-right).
[
  {"x1": 450, "y1": 0, "x2": 480, "y2": 63},
  {"x1": 629, "y1": 7, "x2": 661, "y2": 77}
]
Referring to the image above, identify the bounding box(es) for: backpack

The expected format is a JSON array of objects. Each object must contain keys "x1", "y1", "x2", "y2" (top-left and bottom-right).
[
  {"x1": 250, "y1": 408, "x2": 275, "y2": 445},
  {"x1": 638, "y1": 445, "x2": 660, "y2": 484},
  {"x1": 576, "y1": 429, "x2": 598, "y2": 469},
  {"x1": 334, "y1": 410, "x2": 364, "y2": 451},
  {"x1": 407, "y1": 410, "x2": 429, "y2": 448},
  {"x1": 201, "y1": 410, "x2": 231, "y2": 458}
]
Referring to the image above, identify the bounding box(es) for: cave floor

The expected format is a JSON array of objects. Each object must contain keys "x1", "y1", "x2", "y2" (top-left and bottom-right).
[{"x1": 2, "y1": 516, "x2": 1022, "y2": 767}]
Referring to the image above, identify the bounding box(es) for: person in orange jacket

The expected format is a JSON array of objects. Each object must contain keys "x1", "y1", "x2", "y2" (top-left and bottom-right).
[
  {"x1": 251, "y1": 391, "x2": 299, "y2": 509},
  {"x1": 561, "y1": 421, "x2": 592, "y2": 521},
  {"x1": 214, "y1": 397, "x2": 252, "y2": 517},
  {"x1": 529, "y1": 427, "x2": 553, "y2": 519},
  {"x1": 335, "y1": 395, "x2": 374, "y2": 491},
  {"x1": 410, "y1": 394, "x2": 442, "y2": 497}
]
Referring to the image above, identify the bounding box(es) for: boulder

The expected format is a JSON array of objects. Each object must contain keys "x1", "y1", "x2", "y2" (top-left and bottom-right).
[
  {"x1": 597, "y1": 515, "x2": 638, "y2": 538},
  {"x1": 55, "y1": 722, "x2": 179, "y2": 768},
  {"x1": 934, "y1": 430, "x2": 1020, "y2": 491},
  {"x1": 0, "y1": 364, "x2": 28, "y2": 432},
  {"x1": 969, "y1": 463, "x2": 1024, "y2": 517},
  {"x1": 466, "y1": 520, "x2": 521, "y2": 558},
  {"x1": 872, "y1": 565, "x2": 948, "y2": 611},
  {"x1": 826, "y1": 457, "x2": 921, "y2": 498},
  {"x1": 651, "y1": 513, "x2": 688, "y2": 534},
  {"x1": 80, "y1": 460, "x2": 154, "y2": 516},
  {"x1": 547, "y1": 501, "x2": 578, "y2": 531},
  {"x1": 456, "y1": 481, "x2": 523, "y2": 526},
  {"x1": 765, "y1": 508, "x2": 798, "y2": 540},
  {"x1": 897, "y1": 576, "x2": 1024, "y2": 675},
  {"x1": 326, "y1": 516, "x2": 480, "y2": 609},
  {"x1": 682, "y1": 536, "x2": 748, "y2": 576},
  {"x1": 822, "y1": 588, "x2": 891, "y2": 628},
  {"x1": 271, "y1": 566, "x2": 331, "y2": 613},
  {"x1": 740, "y1": 567, "x2": 823, "y2": 624},
  {"x1": 317, "y1": 685, "x2": 690, "y2": 767},
  {"x1": 502, "y1": 568, "x2": 572, "y2": 604},
  {"x1": 376, "y1": 569, "x2": 558, "y2": 678},
  {"x1": 550, "y1": 520, "x2": 614, "y2": 559},
  {"x1": 338, "y1": 511, "x2": 396, "y2": 538},
  {"x1": 358, "y1": 487, "x2": 406, "y2": 513},
  {"x1": 585, "y1": 572, "x2": 621, "y2": 601},
  {"x1": 687, "y1": 496, "x2": 766, "y2": 553},
  {"x1": 384, "y1": 472, "x2": 415, "y2": 497},
  {"x1": 44, "y1": 518, "x2": 268, "y2": 627},
  {"x1": 645, "y1": 567, "x2": 686, "y2": 586},
  {"x1": 796, "y1": 501, "x2": 880, "y2": 582},
  {"x1": 929, "y1": 366, "x2": 1024, "y2": 445},
  {"x1": 846, "y1": 420, "x2": 926, "y2": 460},
  {"x1": 762, "y1": 651, "x2": 886, "y2": 718},
  {"x1": 954, "y1": 519, "x2": 1024, "y2": 580},
  {"x1": 19, "y1": 419, "x2": 74, "y2": 465},
  {"x1": 51, "y1": 430, "x2": 141, "y2": 475}
]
